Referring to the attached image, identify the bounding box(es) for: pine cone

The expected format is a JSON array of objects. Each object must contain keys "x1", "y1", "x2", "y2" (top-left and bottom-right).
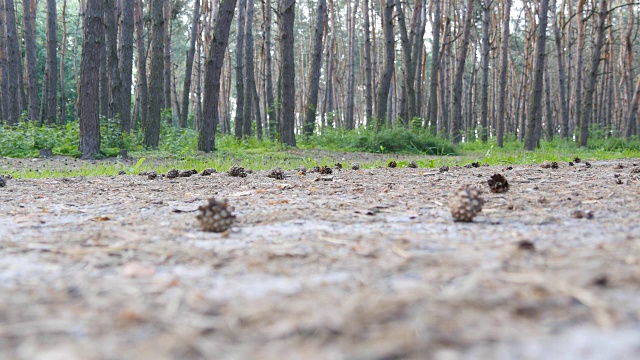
[
  {"x1": 448, "y1": 186, "x2": 484, "y2": 222},
  {"x1": 166, "y1": 169, "x2": 180, "y2": 179},
  {"x1": 147, "y1": 171, "x2": 158, "y2": 180},
  {"x1": 388, "y1": 160, "x2": 397, "y2": 168},
  {"x1": 312, "y1": 166, "x2": 321, "y2": 173},
  {"x1": 335, "y1": 162, "x2": 343, "y2": 170},
  {"x1": 488, "y1": 174, "x2": 509, "y2": 193},
  {"x1": 351, "y1": 163, "x2": 360, "y2": 170},
  {"x1": 320, "y1": 166, "x2": 333, "y2": 175},
  {"x1": 0, "y1": 176, "x2": 6, "y2": 188},
  {"x1": 197, "y1": 198, "x2": 236, "y2": 232},
  {"x1": 439, "y1": 166, "x2": 449, "y2": 173},
  {"x1": 408, "y1": 161, "x2": 418, "y2": 168},
  {"x1": 179, "y1": 170, "x2": 195, "y2": 177},
  {"x1": 574, "y1": 157, "x2": 581, "y2": 163},
  {"x1": 228, "y1": 166, "x2": 248, "y2": 178},
  {"x1": 267, "y1": 168, "x2": 285, "y2": 180},
  {"x1": 201, "y1": 168, "x2": 215, "y2": 176}
]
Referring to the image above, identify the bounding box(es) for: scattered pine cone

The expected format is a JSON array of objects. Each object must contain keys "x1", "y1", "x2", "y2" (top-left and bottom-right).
[
  {"x1": 312, "y1": 166, "x2": 321, "y2": 173},
  {"x1": 201, "y1": 168, "x2": 215, "y2": 176},
  {"x1": 147, "y1": 171, "x2": 158, "y2": 180},
  {"x1": 0, "y1": 176, "x2": 6, "y2": 188},
  {"x1": 488, "y1": 174, "x2": 509, "y2": 193},
  {"x1": 118, "y1": 170, "x2": 126, "y2": 176},
  {"x1": 541, "y1": 161, "x2": 558, "y2": 169},
  {"x1": 572, "y1": 210, "x2": 594, "y2": 219},
  {"x1": 166, "y1": 169, "x2": 180, "y2": 179},
  {"x1": 448, "y1": 186, "x2": 484, "y2": 222},
  {"x1": 574, "y1": 157, "x2": 581, "y2": 163},
  {"x1": 179, "y1": 170, "x2": 196, "y2": 177},
  {"x1": 388, "y1": 160, "x2": 397, "y2": 168},
  {"x1": 320, "y1": 166, "x2": 333, "y2": 175},
  {"x1": 439, "y1": 166, "x2": 449, "y2": 173},
  {"x1": 335, "y1": 163, "x2": 343, "y2": 170},
  {"x1": 351, "y1": 163, "x2": 360, "y2": 170},
  {"x1": 584, "y1": 162, "x2": 592, "y2": 168},
  {"x1": 196, "y1": 198, "x2": 236, "y2": 232},
  {"x1": 267, "y1": 168, "x2": 285, "y2": 180},
  {"x1": 408, "y1": 161, "x2": 418, "y2": 168},
  {"x1": 568, "y1": 162, "x2": 574, "y2": 166},
  {"x1": 228, "y1": 166, "x2": 248, "y2": 178}
]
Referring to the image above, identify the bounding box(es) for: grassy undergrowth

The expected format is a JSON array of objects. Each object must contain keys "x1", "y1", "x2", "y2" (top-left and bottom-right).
[{"x1": 1, "y1": 121, "x2": 639, "y2": 179}]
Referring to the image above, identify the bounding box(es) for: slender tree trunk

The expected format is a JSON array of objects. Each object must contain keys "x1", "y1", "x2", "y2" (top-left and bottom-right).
[
  {"x1": 304, "y1": 0, "x2": 327, "y2": 135},
  {"x1": 524, "y1": 0, "x2": 549, "y2": 150},
  {"x1": 134, "y1": 0, "x2": 148, "y2": 130},
  {"x1": 344, "y1": 0, "x2": 359, "y2": 129},
  {"x1": 234, "y1": 0, "x2": 246, "y2": 137},
  {"x1": 23, "y1": 0, "x2": 38, "y2": 121},
  {"x1": 579, "y1": 0, "x2": 607, "y2": 147},
  {"x1": 551, "y1": 0, "x2": 569, "y2": 139},
  {"x1": 395, "y1": 0, "x2": 417, "y2": 123},
  {"x1": 200, "y1": 0, "x2": 237, "y2": 152},
  {"x1": 574, "y1": 0, "x2": 585, "y2": 137},
  {"x1": 104, "y1": 0, "x2": 121, "y2": 120},
  {"x1": 59, "y1": 0, "x2": 68, "y2": 124},
  {"x1": 80, "y1": 0, "x2": 103, "y2": 158},
  {"x1": 263, "y1": 0, "x2": 276, "y2": 139},
  {"x1": 496, "y1": 0, "x2": 510, "y2": 147},
  {"x1": 0, "y1": 0, "x2": 8, "y2": 122},
  {"x1": 627, "y1": 78, "x2": 640, "y2": 138},
  {"x1": 278, "y1": 0, "x2": 296, "y2": 146},
  {"x1": 144, "y1": 0, "x2": 165, "y2": 148},
  {"x1": 545, "y1": 65, "x2": 554, "y2": 140},
  {"x1": 451, "y1": 0, "x2": 475, "y2": 143},
  {"x1": 180, "y1": 0, "x2": 200, "y2": 128},
  {"x1": 427, "y1": 0, "x2": 441, "y2": 128},
  {"x1": 119, "y1": 0, "x2": 134, "y2": 133},
  {"x1": 375, "y1": 0, "x2": 395, "y2": 129},
  {"x1": 479, "y1": 0, "x2": 492, "y2": 142},
  {"x1": 99, "y1": 31, "x2": 109, "y2": 118},
  {"x1": 4, "y1": 0, "x2": 23, "y2": 123},
  {"x1": 163, "y1": 0, "x2": 172, "y2": 112},
  {"x1": 243, "y1": 0, "x2": 256, "y2": 137},
  {"x1": 363, "y1": 0, "x2": 373, "y2": 123}
]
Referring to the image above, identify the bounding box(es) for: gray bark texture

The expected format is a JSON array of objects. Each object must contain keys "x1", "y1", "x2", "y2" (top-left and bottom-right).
[
  {"x1": 144, "y1": 0, "x2": 165, "y2": 148},
  {"x1": 524, "y1": 0, "x2": 549, "y2": 150},
  {"x1": 22, "y1": 0, "x2": 38, "y2": 121},
  {"x1": 375, "y1": 0, "x2": 395, "y2": 129},
  {"x1": 104, "y1": 0, "x2": 121, "y2": 120},
  {"x1": 496, "y1": 0, "x2": 511, "y2": 147},
  {"x1": 450, "y1": 0, "x2": 475, "y2": 143},
  {"x1": 479, "y1": 0, "x2": 491, "y2": 142},
  {"x1": 234, "y1": 0, "x2": 246, "y2": 138},
  {"x1": 304, "y1": 0, "x2": 326, "y2": 136},
  {"x1": 180, "y1": 0, "x2": 200, "y2": 128},
  {"x1": 119, "y1": 0, "x2": 135, "y2": 133},
  {"x1": 278, "y1": 0, "x2": 296, "y2": 146},
  {"x1": 243, "y1": 0, "x2": 255, "y2": 137},
  {"x1": 79, "y1": 0, "x2": 103, "y2": 158},
  {"x1": 4, "y1": 0, "x2": 23, "y2": 124},
  {"x1": 551, "y1": 0, "x2": 570, "y2": 139},
  {"x1": 134, "y1": 0, "x2": 148, "y2": 130},
  {"x1": 363, "y1": 0, "x2": 373, "y2": 122}
]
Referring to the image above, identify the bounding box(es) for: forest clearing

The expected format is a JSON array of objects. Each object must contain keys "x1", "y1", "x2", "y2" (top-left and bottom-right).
[{"x1": 1, "y1": 154, "x2": 640, "y2": 359}]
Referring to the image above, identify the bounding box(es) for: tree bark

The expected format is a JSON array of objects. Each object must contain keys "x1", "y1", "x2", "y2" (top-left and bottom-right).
[
  {"x1": 363, "y1": 0, "x2": 373, "y2": 123},
  {"x1": 479, "y1": 0, "x2": 492, "y2": 142},
  {"x1": 427, "y1": 0, "x2": 441, "y2": 128},
  {"x1": 278, "y1": 0, "x2": 296, "y2": 146},
  {"x1": 134, "y1": 0, "x2": 148, "y2": 130},
  {"x1": 104, "y1": 0, "x2": 121, "y2": 120},
  {"x1": 344, "y1": 0, "x2": 359, "y2": 129},
  {"x1": 200, "y1": 0, "x2": 237, "y2": 152},
  {"x1": 451, "y1": 0, "x2": 475, "y2": 143},
  {"x1": 119, "y1": 0, "x2": 134, "y2": 133},
  {"x1": 79, "y1": 0, "x2": 103, "y2": 158},
  {"x1": 304, "y1": 0, "x2": 326, "y2": 135},
  {"x1": 0, "y1": 0, "x2": 8, "y2": 121},
  {"x1": 627, "y1": 78, "x2": 640, "y2": 138},
  {"x1": 163, "y1": 0, "x2": 172, "y2": 112},
  {"x1": 144, "y1": 0, "x2": 165, "y2": 148},
  {"x1": 496, "y1": 0, "x2": 510, "y2": 147},
  {"x1": 263, "y1": 0, "x2": 277, "y2": 139},
  {"x1": 22, "y1": 0, "x2": 38, "y2": 121},
  {"x1": 524, "y1": 0, "x2": 549, "y2": 150},
  {"x1": 395, "y1": 0, "x2": 417, "y2": 124},
  {"x1": 579, "y1": 0, "x2": 607, "y2": 147},
  {"x1": 551, "y1": 0, "x2": 569, "y2": 139},
  {"x1": 4, "y1": 0, "x2": 23, "y2": 124},
  {"x1": 243, "y1": 0, "x2": 256, "y2": 137},
  {"x1": 234, "y1": 0, "x2": 246, "y2": 138},
  {"x1": 375, "y1": 0, "x2": 395, "y2": 130},
  {"x1": 574, "y1": 0, "x2": 585, "y2": 136},
  {"x1": 180, "y1": 0, "x2": 200, "y2": 128}
]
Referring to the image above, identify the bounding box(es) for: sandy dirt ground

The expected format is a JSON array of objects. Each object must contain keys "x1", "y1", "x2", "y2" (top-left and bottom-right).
[{"x1": 1, "y1": 155, "x2": 640, "y2": 359}]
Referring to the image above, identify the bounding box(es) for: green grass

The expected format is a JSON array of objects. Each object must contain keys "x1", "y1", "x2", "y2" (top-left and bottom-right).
[{"x1": 1, "y1": 121, "x2": 639, "y2": 179}]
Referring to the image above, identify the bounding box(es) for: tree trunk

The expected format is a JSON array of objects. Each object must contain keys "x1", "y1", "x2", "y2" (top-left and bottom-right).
[
  {"x1": 144, "y1": 0, "x2": 165, "y2": 148},
  {"x1": 278, "y1": 0, "x2": 296, "y2": 146},
  {"x1": 234, "y1": 0, "x2": 246, "y2": 138},
  {"x1": 395, "y1": 0, "x2": 417, "y2": 124},
  {"x1": 451, "y1": 0, "x2": 475, "y2": 143},
  {"x1": 119, "y1": 0, "x2": 134, "y2": 133},
  {"x1": 104, "y1": 0, "x2": 121, "y2": 120},
  {"x1": 574, "y1": 0, "x2": 585, "y2": 137},
  {"x1": 363, "y1": 0, "x2": 373, "y2": 123},
  {"x1": 163, "y1": 0, "x2": 172, "y2": 113},
  {"x1": 375, "y1": 0, "x2": 395, "y2": 129},
  {"x1": 59, "y1": 0, "x2": 68, "y2": 124},
  {"x1": 627, "y1": 78, "x2": 640, "y2": 138},
  {"x1": 551, "y1": 0, "x2": 569, "y2": 139},
  {"x1": 22, "y1": 0, "x2": 38, "y2": 121},
  {"x1": 579, "y1": 0, "x2": 607, "y2": 147},
  {"x1": 243, "y1": 0, "x2": 256, "y2": 137},
  {"x1": 180, "y1": 0, "x2": 200, "y2": 128},
  {"x1": 0, "y1": 0, "x2": 8, "y2": 121},
  {"x1": 200, "y1": 0, "x2": 237, "y2": 152},
  {"x1": 4, "y1": 0, "x2": 23, "y2": 124},
  {"x1": 344, "y1": 0, "x2": 359, "y2": 130},
  {"x1": 79, "y1": 0, "x2": 103, "y2": 158},
  {"x1": 304, "y1": 0, "x2": 326, "y2": 135},
  {"x1": 479, "y1": 0, "x2": 491, "y2": 142},
  {"x1": 496, "y1": 0, "x2": 510, "y2": 147},
  {"x1": 263, "y1": 0, "x2": 277, "y2": 139},
  {"x1": 427, "y1": 0, "x2": 441, "y2": 128},
  {"x1": 99, "y1": 31, "x2": 109, "y2": 118},
  {"x1": 524, "y1": 0, "x2": 549, "y2": 150},
  {"x1": 134, "y1": 0, "x2": 148, "y2": 130}
]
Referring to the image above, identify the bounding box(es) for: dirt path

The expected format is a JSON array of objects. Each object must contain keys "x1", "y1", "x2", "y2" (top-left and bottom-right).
[{"x1": 1, "y1": 158, "x2": 640, "y2": 359}]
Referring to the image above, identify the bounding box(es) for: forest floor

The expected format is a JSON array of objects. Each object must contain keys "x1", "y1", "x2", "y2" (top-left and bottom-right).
[{"x1": 1, "y1": 153, "x2": 640, "y2": 359}]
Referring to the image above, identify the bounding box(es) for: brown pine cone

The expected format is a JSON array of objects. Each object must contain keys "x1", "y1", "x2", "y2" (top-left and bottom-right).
[
  {"x1": 197, "y1": 198, "x2": 236, "y2": 232},
  {"x1": 448, "y1": 186, "x2": 484, "y2": 222}
]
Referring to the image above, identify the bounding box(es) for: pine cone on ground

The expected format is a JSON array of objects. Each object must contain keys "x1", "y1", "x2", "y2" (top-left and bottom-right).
[
  {"x1": 408, "y1": 161, "x2": 418, "y2": 168},
  {"x1": 179, "y1": 170, "x2": 195, "y2": 177},
  {"x1": 439, "y1": 166, "x2": 449, "y2": 173},
  {"x1": 0, "y1": 176, "x2": 6, "y2": 188},
  {"x1": 351, "y1": 163, "x2": 360, "y2": 170},
  {"x1": 267, "y1": 168, "x2": 285, "y2": 180},
  {"x1": 335, "y1": 163, "x2": 343, "y2": 170},
  {"x1": 228, "y1": 166, "x2": 248, "y2": 178},
  {"x1": 147, "y1": 171, "x2": 158, "y2": 180},
  {"x1": 312, "y1": 166, "x2": 321, "y2": 173},
  {"x1": 166, "y1": 169, "x2": 180, "y2": 179},
  {"x1": 201, "y1": 168, "x2": 216, "y2": 176},
  {"x1": 197, "y1": 198, "x2": 236, "y2": 232},
  {"x1": 488, "y1": 174, "x2": 509, "y2": 193},
  {"x1": 388, "y1": 160, "x2": 397, "y2": 168},
  {"x1": 448, "y1": 186, "x2": 484, "y2": 222},
  {"x1": 320, "y1": 166, "x2": 333, "y2": 175}
]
